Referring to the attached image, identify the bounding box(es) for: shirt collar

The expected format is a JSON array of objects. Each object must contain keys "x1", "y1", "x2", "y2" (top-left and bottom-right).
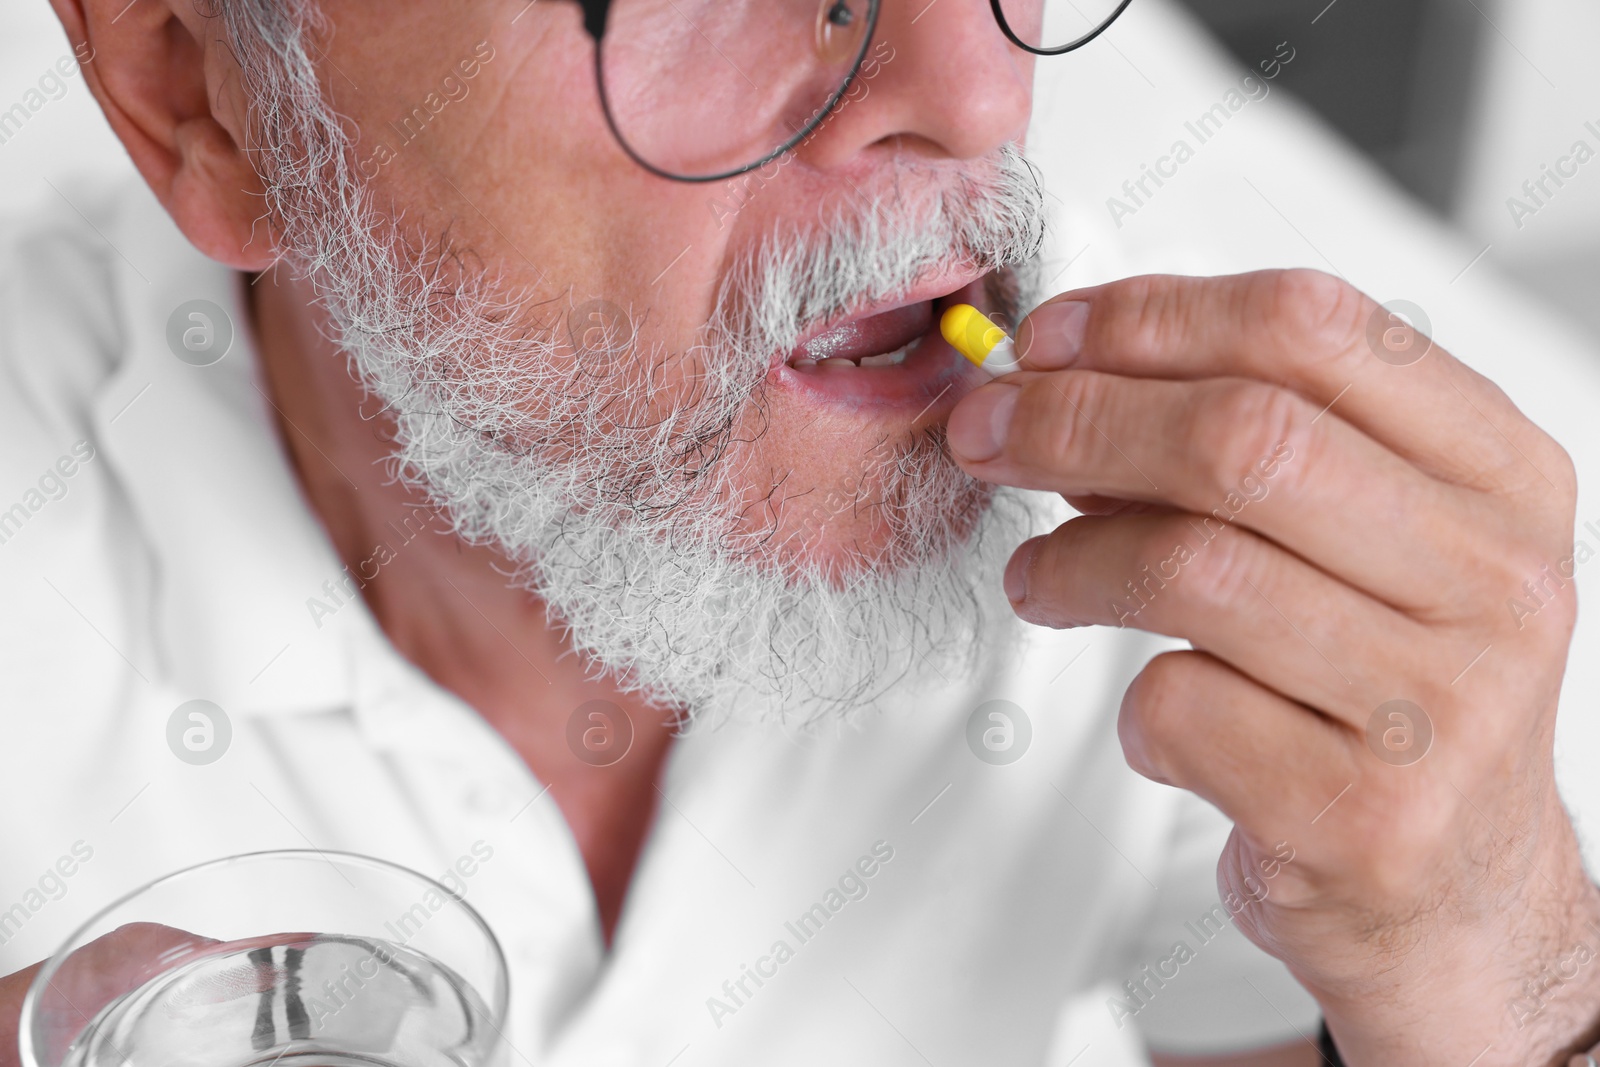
[{"x1": 88, "y1": 181, "x2": 361, "y2": 718}]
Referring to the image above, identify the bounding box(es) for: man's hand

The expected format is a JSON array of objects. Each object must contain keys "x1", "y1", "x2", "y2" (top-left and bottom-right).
[
  {"x1": 0, "y1": 923, "x2": 210, "y2": 1067},
  {"x1": 947, "y1": 270, "x2": 1600, "y2": 1065}
]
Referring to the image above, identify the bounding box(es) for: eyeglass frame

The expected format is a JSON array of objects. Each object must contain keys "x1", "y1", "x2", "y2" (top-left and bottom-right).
[{"x1": 560, "y1": 0, "x2": 1136, "y2": 184}]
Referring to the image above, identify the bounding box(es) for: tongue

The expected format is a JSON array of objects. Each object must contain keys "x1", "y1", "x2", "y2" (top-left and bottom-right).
[{"x1": 792, "y1": 302, "x2": 934, "y2": 363}]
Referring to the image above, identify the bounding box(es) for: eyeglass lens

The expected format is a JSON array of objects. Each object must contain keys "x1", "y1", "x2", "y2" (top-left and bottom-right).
[
  {"x1": 597, "y1": 0, "x2": 876, "y2": 179},
  {"x1": 993, "y1": 0, "x2": 1132, "y2": 52},
  {"x1": 595, "y1": 0, "x2": 1132, "y2": 180}
]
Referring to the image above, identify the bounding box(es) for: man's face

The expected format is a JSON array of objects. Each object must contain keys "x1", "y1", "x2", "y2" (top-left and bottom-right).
[{"x1": 243, "y1": 0, "x2": 1049, "y2": 716}]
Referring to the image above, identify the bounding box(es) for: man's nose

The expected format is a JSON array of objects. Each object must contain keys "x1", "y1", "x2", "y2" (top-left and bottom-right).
[{"x1": 797, "y1": 0, "x2": 1035, "y2": 168}]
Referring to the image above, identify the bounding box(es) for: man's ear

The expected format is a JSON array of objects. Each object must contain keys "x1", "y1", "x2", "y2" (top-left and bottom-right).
[{"x1": 48, "y1": 0, "x2": 280, "y2": 271}]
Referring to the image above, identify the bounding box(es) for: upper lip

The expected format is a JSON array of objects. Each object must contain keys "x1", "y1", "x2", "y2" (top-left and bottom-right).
[{"x1": 775, "y1": 267, "x2": 991, "y2": 369}]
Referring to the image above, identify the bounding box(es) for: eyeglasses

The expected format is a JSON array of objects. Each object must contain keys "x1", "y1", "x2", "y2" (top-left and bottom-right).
[{"x1": 561, "y1": 0, "x2": 1135, "y2": 183}]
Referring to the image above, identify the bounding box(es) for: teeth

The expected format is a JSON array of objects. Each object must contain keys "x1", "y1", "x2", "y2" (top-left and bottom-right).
[
  {"x1": 859, "y1": 343, "x2": 912, "y2": 367},
  {"x1": 789, "y1": 340, "x2": 915, "y2": 370}
]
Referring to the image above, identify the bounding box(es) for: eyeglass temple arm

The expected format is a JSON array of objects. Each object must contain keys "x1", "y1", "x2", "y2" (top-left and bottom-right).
[
  {"x1": 574, "y1": 0, "x2": 611, "y2": 40},
  {"x1": 568, "y1": 0, "x2": 1129, "y2": 53}
]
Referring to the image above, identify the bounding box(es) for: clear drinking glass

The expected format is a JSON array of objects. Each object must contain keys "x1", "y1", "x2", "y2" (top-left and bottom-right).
[{"x1": 18, "y1": 850, "x2": 509, "y2": 1067}]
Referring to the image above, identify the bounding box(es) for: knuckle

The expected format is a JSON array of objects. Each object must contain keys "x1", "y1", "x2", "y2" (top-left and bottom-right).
[
  {"x1": 1184, "y1": 381, "x2": 1311, "y2": 500},
  {"x1": 1021, "y1": 374, "x2": 1107, "y2": 469},
  {"x1": 1546, "y1": 589, "x2": 1581, "y2": 635},
  {"x1": 1258, "y1": 269, "x2": 1368, "y2": 361},
  {"x1": 1544, "y1": 573, "x2": 1581, "y2": 631},
  {"x1": 1498, "y1": 542, "x2": 1579, "y2": 634},
  {"x1": 1544, "y1": 438, "x2": 1580, "y2": 504},
  {"x1": 1499, "y1": 543, "x2": 1552, "y2": 597},
  {"x1": 1472, "y1": 540, "x2": 1558, "y2": 624},
  {"x1": 1480, "y1": 398, "x2": 1580, "y2": 504},
  {"x1": 1105, "y1": 274, "x2": 1182, "y2": 362},
  {"x1": 1179, "y1": 523, "x2": 1262, "y2": 610}
]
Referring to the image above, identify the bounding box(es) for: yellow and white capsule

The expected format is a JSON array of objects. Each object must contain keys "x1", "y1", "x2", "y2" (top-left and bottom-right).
[{"x1": 940, "y1": 304, "x2": 1023, "y2": 377}]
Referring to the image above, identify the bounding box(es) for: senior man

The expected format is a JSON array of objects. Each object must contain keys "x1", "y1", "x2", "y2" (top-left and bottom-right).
[{"x1": 2, "y1": 0, "x2": 1600, "y2": 1063}]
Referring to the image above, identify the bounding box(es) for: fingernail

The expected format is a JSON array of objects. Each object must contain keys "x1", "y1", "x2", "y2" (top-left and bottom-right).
[
  {"x1": 1018, "y1": 300, "x2": 1090, "y2": 368},
  {"x1": 1004, "y1": 536, "x2": 1045, "y2": 604},
  {"x1": 948, "y1": 384, "x2": 1020, "y2": 463}
]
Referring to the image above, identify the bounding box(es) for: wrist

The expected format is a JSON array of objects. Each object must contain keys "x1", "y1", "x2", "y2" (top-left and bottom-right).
[
  {"x1": 1312, "y1": 819, "x2": 1600, "y2": 1065},
  {"x1": 1323, "y1": 911, "x2": 1600, "y2": 1064}
]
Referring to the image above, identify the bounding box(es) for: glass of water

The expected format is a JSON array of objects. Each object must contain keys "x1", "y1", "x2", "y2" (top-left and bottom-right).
[{"x1": 18, "y1": 850, "x2": 509, "y2": 1067}]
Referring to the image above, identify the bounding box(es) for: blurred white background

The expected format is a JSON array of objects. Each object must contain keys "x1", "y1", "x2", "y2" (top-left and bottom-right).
[
  {"x1": 0, "y1": 3, "x2": 126, "y2": 205},
  {"x1": 1454, "y1": 0, "x2": 1600, "y2": 339},
  {"x1": 1177, "y1": 0, "x2": 1600, "y2": 339}
]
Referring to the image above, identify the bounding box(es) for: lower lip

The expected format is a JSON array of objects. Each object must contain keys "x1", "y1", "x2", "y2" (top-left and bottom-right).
[{"x1": 766, "y1": 291, "x2": 990, "y2": 420}]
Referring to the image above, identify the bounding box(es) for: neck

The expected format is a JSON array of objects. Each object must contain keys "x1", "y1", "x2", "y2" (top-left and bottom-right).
[{"x1": 247, "y1": 268, "x2": 677, "y2": 947}]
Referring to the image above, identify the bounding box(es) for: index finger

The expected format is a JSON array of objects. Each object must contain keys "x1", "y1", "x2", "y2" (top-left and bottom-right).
[{"x1": 1014, "y1": 270, "x2": 1571, "y2": 499}]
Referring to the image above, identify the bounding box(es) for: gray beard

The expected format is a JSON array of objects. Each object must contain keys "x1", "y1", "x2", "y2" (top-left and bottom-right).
[{"x1": 228, "y1": 1, "x2": 1053, "y2": 725}]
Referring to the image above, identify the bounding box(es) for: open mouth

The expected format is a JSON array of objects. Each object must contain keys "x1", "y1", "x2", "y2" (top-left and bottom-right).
[
  {"x1": 786, "y1": 301, "x2": 934, "y2": 371},
  {"x1": 771, "y1": 277, "x2": 993, "y2": 413}
]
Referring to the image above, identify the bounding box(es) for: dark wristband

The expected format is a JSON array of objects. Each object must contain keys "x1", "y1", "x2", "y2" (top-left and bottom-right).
[{"x1": 1317, "y1": 1021, "x2": 1345, "y2": 1065}]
